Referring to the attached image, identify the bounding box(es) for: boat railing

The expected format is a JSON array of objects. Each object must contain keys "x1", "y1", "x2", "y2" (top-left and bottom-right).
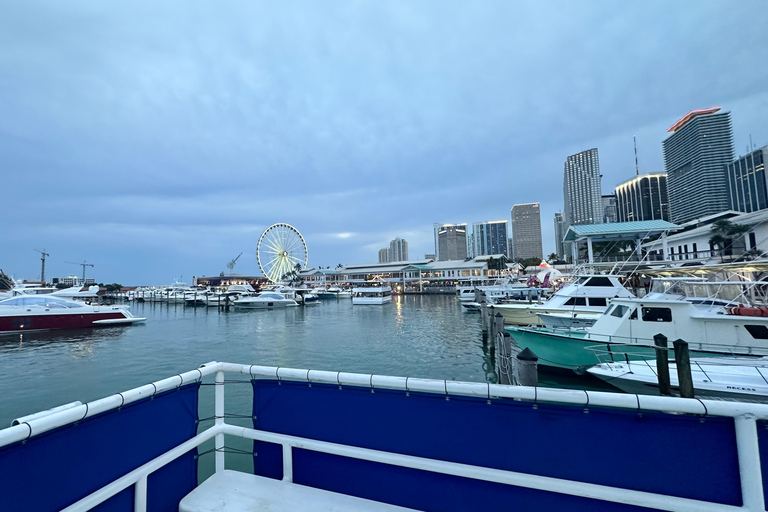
[
  {"x1": 583, "y1": 336, "x2": 768, "y2": 365},
  {"x1": 3, "y1": 362, "x2": 768, "y2": 512}
]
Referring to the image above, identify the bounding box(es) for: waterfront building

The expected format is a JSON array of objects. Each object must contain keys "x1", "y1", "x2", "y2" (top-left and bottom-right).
[
  {"x1": 563, "y1": 148, "x2": 603, "y2": 227},
  {"x1": 663, "y1": 107, "x2": 734, "y2": 223},
  {"x1": 553, "y1": 213, "x2": 565, "y2": 259},
  {"x1": 615, "y1": 173, "x2": 669, "y2": 222},
  {"x1": 52, "y1": 275, "x2": 95, "y2": 287},
  {"x1": 511, "y1": 203, "x2": 543, "y2": 260},
  {"x1": 726, "y1": 145, "x2": 768, "y2": 213},
  {"x1": 642, "y1": 209, "x2": 768, "y2": 262},
  {"x1": 389, "y1": 237, "x2": 408, "y2": 262},
  {"x1": 601, "y1": 195, "x2": 618, "y2": 223},
  {"x1": 378, "y1": 248, "x2": 389, "y2": 263},
  {"x1": 471, "y1": 220, "x2": 509, "y2": 257},
  {"x1": 436, "y1": 224, "x2": 468, "y2": 261}
]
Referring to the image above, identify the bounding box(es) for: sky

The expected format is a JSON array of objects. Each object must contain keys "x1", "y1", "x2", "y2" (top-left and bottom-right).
[{"x1": 2, "y1": 0, "x2": 768, "y2": 285}]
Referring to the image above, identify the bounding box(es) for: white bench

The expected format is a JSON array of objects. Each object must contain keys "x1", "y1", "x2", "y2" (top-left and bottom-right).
[{"x1": 179, "y1": 470, "x2": 421, "y2": 512}]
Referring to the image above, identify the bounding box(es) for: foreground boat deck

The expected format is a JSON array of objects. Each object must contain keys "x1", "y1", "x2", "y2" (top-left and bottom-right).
[{"x1": 1, "y1": 361, "x2": 766, "y2": 511}]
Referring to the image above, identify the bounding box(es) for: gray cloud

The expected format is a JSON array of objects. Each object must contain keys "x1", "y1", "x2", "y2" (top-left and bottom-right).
[{"x1": 2, "y1": 0, "x2": 767, "y2": 282}]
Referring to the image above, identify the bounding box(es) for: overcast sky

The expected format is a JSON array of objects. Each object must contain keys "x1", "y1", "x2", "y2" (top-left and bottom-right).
[{"x1": 2, "y1": 1, "x2": 768, "y2": 285}]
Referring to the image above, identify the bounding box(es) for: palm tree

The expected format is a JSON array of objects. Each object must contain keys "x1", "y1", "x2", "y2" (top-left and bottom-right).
[
  {"x1": 709, "y1": 219, "x2": 751, "y2": 262},
  {"x1": 547, "y1": 253, "x2": 558, "y2": 263}
]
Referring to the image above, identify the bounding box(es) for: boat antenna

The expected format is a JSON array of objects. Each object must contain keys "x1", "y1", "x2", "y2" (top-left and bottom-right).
[
  {"x1": 34, "y1": 249, "x2": 50, "y2": 284},
  {"x1": 634, "y1": 135, "x2": 639, "y2": 176}
]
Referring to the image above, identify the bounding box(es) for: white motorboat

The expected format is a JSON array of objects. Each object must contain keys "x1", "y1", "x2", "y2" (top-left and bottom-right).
[
  {"x1": 232, "y1": 292, "x2": 299, "y2": 309},
  {"x1": 337, "y1": 290, "x2": 352, "y2": 298},
  {"x1": 494, "y1": 275, "x2": 634, "y2": 326},
  {"x1": 0, "y1": 295, "x2": 146, "y2": 333},
  {"x1": 352, "y1": 284, "x2": 392, "y2": 305},
  {"x1": 508, "y1": 278, "x2": 768, "y2": 372},
  {"x1": 456, "y1": 278, "x2": 528, "y2": 302},
  {"x1": 588, "y1": 357, "x2": 768, "y2": 403}
]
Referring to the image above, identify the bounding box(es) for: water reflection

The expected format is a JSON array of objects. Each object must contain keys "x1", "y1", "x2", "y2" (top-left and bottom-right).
[{"x1": 0, "y1": 326, "x2": 127, "y2": 353}]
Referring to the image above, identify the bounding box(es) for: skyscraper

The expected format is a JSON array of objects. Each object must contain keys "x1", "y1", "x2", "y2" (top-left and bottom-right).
[
  {"x1": 389, "y1": 238, "x2": 408, "y2": 262},
  {"x1": 553, "y1": 213, "x2": 565, "y2": 259},
  {"x1": 615, "y1": 173, "x2": 669, "y2": 222},
  {"x1": 663, "y1": 107, "x2": 734, "y2": 223},
  {"x1": 726, "y1": 145, "x2": 768, "y2": 213},
  {"x1": 471, "y1": 220, "x2": 509, "y2": 257},
  {"x1": 601, "y1": 194, "x2": 618, "y2": 223},
  {"x1": 511, "y1": 203, "x2": 543, "y2": 260},
  {"x1": 378, "y1": 248, "x2": 389, "y2": 263},
  {"x1": 437, "y1": 224, "x2": 468, "y2": 261},
  {"x1": 563, "y1": 148, "x2": 603, "y2": 227}
]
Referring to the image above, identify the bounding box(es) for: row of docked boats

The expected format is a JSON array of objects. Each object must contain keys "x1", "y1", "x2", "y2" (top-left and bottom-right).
[{"x1": 489, "y1": 271, "x2": 768, "y2": 402}]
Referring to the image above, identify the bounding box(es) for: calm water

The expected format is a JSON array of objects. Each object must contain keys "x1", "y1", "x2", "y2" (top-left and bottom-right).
[{"x1": 0, "y1": 295, "x2": 502, "y2": 425}]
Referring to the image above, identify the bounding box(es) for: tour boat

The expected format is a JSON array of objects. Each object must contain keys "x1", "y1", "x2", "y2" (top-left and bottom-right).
[
  {"x1": 507, "y1": 278, "x2": 768, "y2": 373},
  {"x1": 1, "y1": 361, "x2": 764, "y2": 512},
  {"x1": 493, "y1": 275, "x2": 634, "y2": 326},
  {"x1": 231, "y1": 292, "x2": 299, "y2": 309},
  {"x1": 352, "y1": 284, "x2": 392, "y2": 305},
  {"x1": 587, "y1": 357, "x2": 768, "y2": 403},
  {"x1": 0, "y1": 295, "x2": 146, "y2": 333}
]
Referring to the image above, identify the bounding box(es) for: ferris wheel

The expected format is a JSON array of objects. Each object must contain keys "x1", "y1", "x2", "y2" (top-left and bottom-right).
[{"x1": 257, "y1": 223, "x2": 308, "y2": 283}]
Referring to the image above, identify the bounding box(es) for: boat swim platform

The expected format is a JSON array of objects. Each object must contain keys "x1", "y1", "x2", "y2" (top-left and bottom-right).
[{"x1": 1, "y1": 361, "x2": 767, "y2": 512}]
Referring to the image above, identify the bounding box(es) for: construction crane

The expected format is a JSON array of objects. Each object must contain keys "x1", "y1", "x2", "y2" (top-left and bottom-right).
[
  {"x1": 34, "y1": 249, "x2": 50, "y2": 284},
  {"x1": 65, "y1": 260, "x2": 94, "y2": 284},
  {"x1": 226, "y1": 253, "x2": 243, "y2": 274}
]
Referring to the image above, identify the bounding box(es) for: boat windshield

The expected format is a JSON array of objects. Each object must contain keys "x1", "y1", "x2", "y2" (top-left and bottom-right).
[{"x1": 0, "y1": 296, "x2": 84, "y2": 308}]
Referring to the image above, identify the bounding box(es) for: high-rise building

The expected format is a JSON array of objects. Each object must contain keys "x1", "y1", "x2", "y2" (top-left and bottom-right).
[
  {"x1": 471, "y1": 220, "x2": 509, "y2": 257},
  {"x1": 511, "y1": 203, "x2": 543, "y2": 261},
  {"x1": 389, "y1": 238, "x2": 408, "y2": 262},
  {"x1": 663, "y1": 107, "x2": 734, "y2": 223},
  {"x1": 378, "y1": 248, "x2": 389, "y2": 263},
  {"x1": 436, "y1": 224, "x2": 468, "y2": 261},
  {"x1": 726, "y1": 145, "x2": 768, "y2": 213},
  {"x1": 553, "y1": 213, "x2": 565, "y2": 259},
  {"x1": 563, "y1": 148, "x2": 603, "y2": 227},
  {"x1": 615, "y1": 173, "x2": 669, "y2": 222},
  {"x1": 601, "y1": 195, "x2": 618, "y2": 223}
]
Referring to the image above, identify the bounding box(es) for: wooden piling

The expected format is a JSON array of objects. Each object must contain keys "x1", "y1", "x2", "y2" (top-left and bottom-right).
[
  {"x1": 673, "y1": 339, "x2": 695, "y2": 398},
  {"x1": 516, "y1": 348, "x2": 539, "y2": 387},
  {"x1": 653, "y1": 333, "x2": 671, "y2": 396},
  {"x1": 497, "y1": 331, "x2": 514, "y2": 385}
]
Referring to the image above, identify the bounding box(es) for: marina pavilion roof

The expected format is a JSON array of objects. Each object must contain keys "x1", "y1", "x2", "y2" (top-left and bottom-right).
[{"x1": 564, "y1": 220, "x2": 680, "y2": 242}]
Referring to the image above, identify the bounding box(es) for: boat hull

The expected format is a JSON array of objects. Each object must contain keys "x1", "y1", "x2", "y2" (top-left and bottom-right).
[
  {"x1": 0, "y1": 311, "x2": 144, "y2": 333},
  {"x1": 352, "y1": 296, "x2": 392, "y2": 305}
]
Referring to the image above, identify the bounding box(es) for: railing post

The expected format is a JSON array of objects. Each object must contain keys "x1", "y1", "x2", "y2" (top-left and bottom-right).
[
  {"x1": 282, "y1": 444, "x2": 293, "y2": 482},
  {"x1": 134, "y1": 475, "x2": 147, "y2": 512},
  {"x1": 734, "y1": 414, "x2": 765, "y2": 512},
  {"x1": 215, "y1": 370, "x2": 225, "y2": 473}
]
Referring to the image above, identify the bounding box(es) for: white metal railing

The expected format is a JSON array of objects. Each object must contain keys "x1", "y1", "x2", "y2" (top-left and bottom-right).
[{"x1": 3, "y1": 361, "x2": 767, "y2": 512}]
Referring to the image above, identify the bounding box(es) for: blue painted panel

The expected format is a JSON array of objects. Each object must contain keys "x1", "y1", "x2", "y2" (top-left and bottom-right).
[
  {"x1": 0, "y1": 383, "x2": 199, "y2": 512},
  {"x1": 757, "y1": 420, "x2": 768, "y2": 509},
  {"x1": 252, "y1": 380, "x2": 741, "y2": 509}
]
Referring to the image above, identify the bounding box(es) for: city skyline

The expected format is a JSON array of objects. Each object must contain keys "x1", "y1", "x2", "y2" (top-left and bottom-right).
[{"x1": 2, "y1": 2, "x2": 767, "y2": 283}]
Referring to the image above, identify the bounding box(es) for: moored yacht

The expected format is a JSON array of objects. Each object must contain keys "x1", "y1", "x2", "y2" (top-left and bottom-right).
[
  {"x1": 588, "y1": 356, "x2": 768, "y2": 403},
  {"x1": 508, "y1": 278, "x2": 768, "y2": 372},
  {"x1": 232, "y1": 291, "x2": 299, "y2": 309},
  {"x1": 494, "y1": 275, "x2": 634, "y2": 326},
  {"x1": 0, "y1": 295, "x2": 146, "y2": 333},
  {"x1": 352, "y1": 283, "x2": 392, "y2": 305}
]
